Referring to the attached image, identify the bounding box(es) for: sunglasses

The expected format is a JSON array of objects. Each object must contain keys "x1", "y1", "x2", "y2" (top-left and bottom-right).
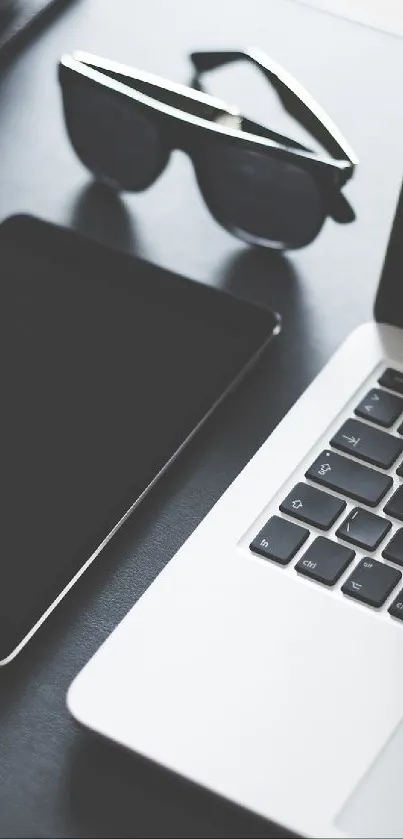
[{"x1": 58, "y1": 48, "x2": 358, "y2": 250}]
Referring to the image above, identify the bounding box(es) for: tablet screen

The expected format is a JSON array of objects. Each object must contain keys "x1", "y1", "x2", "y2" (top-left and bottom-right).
[{"x1": 0, "y1": 215, "x2": 278, "y2": 660}]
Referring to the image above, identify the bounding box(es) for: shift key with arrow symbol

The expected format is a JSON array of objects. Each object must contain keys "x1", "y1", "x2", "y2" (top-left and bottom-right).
[{"x1": 331, "y1": 418, "x2": 403, "y2": 469}]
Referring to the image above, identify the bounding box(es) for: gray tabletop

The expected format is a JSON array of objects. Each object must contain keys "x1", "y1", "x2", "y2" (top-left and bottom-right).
[{"x1": 1, "y1": 1, "x2": 403, "y2": 836}]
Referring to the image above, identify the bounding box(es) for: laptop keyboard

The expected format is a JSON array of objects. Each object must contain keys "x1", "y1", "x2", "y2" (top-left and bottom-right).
[{"x1": 249, "y1": 367, "x2": 403, "y2": 623}]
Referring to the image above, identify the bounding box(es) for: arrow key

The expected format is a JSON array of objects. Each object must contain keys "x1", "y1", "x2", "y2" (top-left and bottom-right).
[
  {"x1": 355, "y1": 389, "x2": 403, "y2": 428},
  {"x1": 280, "y1": 482, "x2": 346, "y2": 530}
]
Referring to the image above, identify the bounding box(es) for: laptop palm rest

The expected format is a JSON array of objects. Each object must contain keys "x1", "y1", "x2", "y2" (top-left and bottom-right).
[{"x1": 336, "y1": 718, "x2": 403, "y2": 838}]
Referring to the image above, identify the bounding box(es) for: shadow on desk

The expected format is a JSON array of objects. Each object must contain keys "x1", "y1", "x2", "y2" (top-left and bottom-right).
[
  {"x1": 70, "y1": 182, "x2": 140, "y2": 255},
  {"x1": 69, "y1": 180, "x2": 320, "y2": 461},
  {"x1": 66, "y1": 731, "x2": 296, "y2": 838},
  {"x1": 70, "y1": 182, "x2": 317, "y2": 392}
]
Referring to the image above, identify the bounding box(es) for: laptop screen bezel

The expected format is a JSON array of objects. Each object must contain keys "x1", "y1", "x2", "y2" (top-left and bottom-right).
[{"x1": 375, "y1": 181, "x2": 403, "y2": 326}]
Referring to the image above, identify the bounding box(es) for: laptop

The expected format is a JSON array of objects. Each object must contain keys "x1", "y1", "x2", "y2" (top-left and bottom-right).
[{"x1": 67, "y1": 183, "x2": 403, "y2": 839}]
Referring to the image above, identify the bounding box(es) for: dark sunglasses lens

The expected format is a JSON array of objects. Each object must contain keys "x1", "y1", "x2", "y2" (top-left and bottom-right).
[
  {"x1": 196, "y1": 143, "x2": 325, "y2": 248},
  {"x1": 60, "y1": 72, "x2": 169, "y2": 191}
]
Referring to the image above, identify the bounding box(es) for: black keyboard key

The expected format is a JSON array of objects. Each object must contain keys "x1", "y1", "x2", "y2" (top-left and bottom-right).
[
  {"x1": 382, "y1": 528, "x2": 403, "y2": 567},
  {"x1": 336, "y1": 508, "x2": 392, "y2": 551},
  {"x1": 355, "y1": 389, "x2": 403, "y2": 428},
  {"x1": 306, "y1": 451, "x2": 392, "y2": 507},
  {"x1": 396, "y1": 461, "x2": 403, "y2": 477},
  {"x1": 295, "y1": 537, "x2": 354, "y2": 586},
  {"x1": 384, "y1": 486, "x2": 403, "y2": 522},
  {"x1": 280, "y1": 482, "x2": 345, "y2": 530},
  {"x1": 331, "y1": 419, "x2": 403, "y2": 469},
  {"x1": 379, "y1": 368, "x2": 403, "y2": 396},
  {"x1": 388, "y1": 590, "x2": 403, "y2": 621},
  {"x1": 250, "y1": 516, "x2": 309, "y2": 565},
  {"x1": 342, "y1": 558, "x2": 401, "y2": 607}
]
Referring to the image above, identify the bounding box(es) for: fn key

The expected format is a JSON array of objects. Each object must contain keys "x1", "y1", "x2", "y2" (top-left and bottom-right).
[{"x1": 250, "y1": 516, "x2": 309, "y2": 565}]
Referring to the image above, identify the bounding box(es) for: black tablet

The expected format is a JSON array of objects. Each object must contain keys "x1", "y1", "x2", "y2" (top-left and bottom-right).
[{"x1": 0, "y1": 215, "x2": 279, "y2": 663}]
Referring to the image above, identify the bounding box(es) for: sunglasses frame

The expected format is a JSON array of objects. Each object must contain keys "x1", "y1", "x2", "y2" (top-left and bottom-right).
[{"x1": 59, "y1": 49, "x2": 357, "y2": 244}]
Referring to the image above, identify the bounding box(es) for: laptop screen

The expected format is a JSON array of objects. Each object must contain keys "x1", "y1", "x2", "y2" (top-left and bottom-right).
[{"x1": 375, "y1": 180, "x2": 403, "y2": 326}]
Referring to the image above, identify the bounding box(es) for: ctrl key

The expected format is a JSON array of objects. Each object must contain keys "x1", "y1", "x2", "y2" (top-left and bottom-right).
[
  {"x1": 342, "y1": 558, "x2": 401, "y2": 608},
  {"x1": 250, "y1": 516, "x2": 309, "y2": 566}
]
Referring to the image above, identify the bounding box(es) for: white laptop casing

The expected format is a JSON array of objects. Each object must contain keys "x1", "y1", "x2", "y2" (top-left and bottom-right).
[{"x1": 68, "y1": 322, "x2": 403, "y2": 838}]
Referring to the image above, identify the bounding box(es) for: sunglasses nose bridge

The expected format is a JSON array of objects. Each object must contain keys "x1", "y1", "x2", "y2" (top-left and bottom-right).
[
  {"x1": 161, "y1": 114, "x2": 198, "y2": 159},
  {"x1": 166, "y1": 112, "x2": 244, "y2": 172}
]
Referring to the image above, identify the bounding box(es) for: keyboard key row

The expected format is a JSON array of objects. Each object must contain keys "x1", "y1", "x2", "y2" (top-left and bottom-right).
[
  {"x1": 262, "y1": 471, "x2": 403, "y2": 561},
  {"x1": 280, "y1": 482, "x2": 395, "y2": 552},
  {"x1": 249, "y1": 520, "x2": 402, "y2": 608},
  {"x1": 281, "y1": 478, "x2": 399, "y2": 554}
]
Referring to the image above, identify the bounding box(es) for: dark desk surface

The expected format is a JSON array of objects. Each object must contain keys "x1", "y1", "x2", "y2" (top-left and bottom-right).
[{"x1": 1, "y1": 1, "x2": 403, "y2": 836}]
